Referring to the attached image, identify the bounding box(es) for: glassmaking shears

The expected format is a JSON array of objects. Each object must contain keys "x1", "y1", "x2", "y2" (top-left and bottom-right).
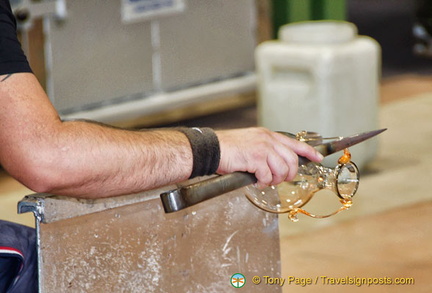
[{"x1": 160, "y1": 128, "x2": 387, "y2": 213}]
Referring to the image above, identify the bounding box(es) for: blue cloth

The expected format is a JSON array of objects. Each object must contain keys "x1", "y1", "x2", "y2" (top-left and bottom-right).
[
  {"x1": 0, "y1": 0, "x2": 38, "y2": 287},
  {"x1": 0, "y1": 0, "x2": 33, "y2": 75},
  {"x1": 0, "y1": 1, "x2": 37, "y2": 289},
  {"x1": 0, "y1": 220, "x2": 37, "y2": 293}
]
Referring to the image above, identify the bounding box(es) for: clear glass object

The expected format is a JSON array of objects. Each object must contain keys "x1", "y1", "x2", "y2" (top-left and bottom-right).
[{"x1": 244, "y1": 132, "x2": 360, "y2": 222}]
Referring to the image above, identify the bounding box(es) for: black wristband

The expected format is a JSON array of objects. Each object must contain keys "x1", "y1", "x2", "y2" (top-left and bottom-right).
[{"x1": 178, "y1": 127, "x2": 221, "y2": 179}]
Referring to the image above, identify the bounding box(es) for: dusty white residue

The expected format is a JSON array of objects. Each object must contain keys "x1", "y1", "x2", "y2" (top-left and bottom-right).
[
  {"x1": 218, "y1": 230, "x2": 241, "y2": 272},
  {"x1": 138, "y1": 245, "x2": 162, "y2": 291},
  {"x1": 222, "y1": 230, "x2": 238, "y2": 254},
  {"x1": 222, "y1": 246, "x2": 232, "y2": 257},
  {"x1": 263, "y1": 214, "x2": 279, "y2": 234},
  {"x1": 50, "y1": 225, "x2": 163, "y2": 293},
  {"x1": 43, "y1": 194, "x2": 281, "y2": 293}
]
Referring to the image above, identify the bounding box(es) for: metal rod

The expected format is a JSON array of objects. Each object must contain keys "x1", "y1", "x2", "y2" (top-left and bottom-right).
[
  {"x1": 161, "y1": 128, "x2": 387, "y2": 213},
  {"x1": 161, "y1": 172, "x2": 256, "y2": 213}
]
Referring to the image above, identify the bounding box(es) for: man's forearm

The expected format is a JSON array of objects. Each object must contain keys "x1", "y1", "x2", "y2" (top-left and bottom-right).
[
  {"x1": 0, "y1": 73, "x2": 193, "y2": 198},
  {"x1": 32, "y1": 122, "x2": 193, "y2": 198},
  {"x1": 0, "y1": 73, "x2": 324, "y2": 198}
]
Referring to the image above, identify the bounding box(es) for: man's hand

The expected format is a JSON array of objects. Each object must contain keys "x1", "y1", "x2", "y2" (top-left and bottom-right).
[
  {"x1": 0, "y1": 73, "x2": 322, "y2": 198},
  {"x1": 216, "y1": 127, "x2": 324, "y2": 188}
]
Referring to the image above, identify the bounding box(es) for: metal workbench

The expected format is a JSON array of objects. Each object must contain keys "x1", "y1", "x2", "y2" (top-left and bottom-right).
[{"x1": 19, "y1": 178, "x2": 281, "y2": 292}]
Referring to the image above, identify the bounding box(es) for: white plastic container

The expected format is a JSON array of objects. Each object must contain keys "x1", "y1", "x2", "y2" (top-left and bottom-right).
[{"x1": 256, "y1": 21, "x2": 381, "y2": 169}]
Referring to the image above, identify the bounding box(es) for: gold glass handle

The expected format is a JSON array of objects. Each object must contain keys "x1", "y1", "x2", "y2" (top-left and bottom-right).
[{"x1": 287, "y1": 198, "x2": 353, "y2": 222}]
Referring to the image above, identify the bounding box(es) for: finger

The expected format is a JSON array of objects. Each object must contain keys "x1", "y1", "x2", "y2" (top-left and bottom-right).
[
  {"x1": 274, "y1": 133, "x2": 324, "y2": 162},
  {"x1": 271, "y1": 143, "x2": 299, "y2": 182},
  {"x1": 266, "y1": 151, "x2": 289, "y2": 185},
  {"x1": 254, "y1": 164, "x2": 273, "y2": 188}
]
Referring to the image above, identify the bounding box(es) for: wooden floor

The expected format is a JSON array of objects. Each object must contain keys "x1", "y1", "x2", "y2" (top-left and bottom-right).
[
  {"x1": 380, "y1": 74, "x2": 432, "y2": 104},
  {"x1": 281, "y1": 201, "x2": 432, "y2": 292},
  {"x1": 279, "y1": 74, "x2": 432, "y2": 292}
]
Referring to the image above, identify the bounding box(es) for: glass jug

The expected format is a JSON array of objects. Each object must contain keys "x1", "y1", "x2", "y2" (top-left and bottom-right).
[{"x1": 244, "y1": 133, "x2": 360, "y2": 222}]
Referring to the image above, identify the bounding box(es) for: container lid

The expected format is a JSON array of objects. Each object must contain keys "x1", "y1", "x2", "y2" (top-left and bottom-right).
[{"x1": 279, "y1": 21, "x2": 357, "y2": 44}]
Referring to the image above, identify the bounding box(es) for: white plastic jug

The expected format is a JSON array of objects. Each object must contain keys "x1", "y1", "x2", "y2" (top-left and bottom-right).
[{"x1": 256, "y1": 21, "x2": 380, "y2": 169}]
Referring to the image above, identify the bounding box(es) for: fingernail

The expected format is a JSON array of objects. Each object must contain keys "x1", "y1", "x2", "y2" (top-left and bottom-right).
[
  {"x1": 253, "y1": 182, "x2": 266, "y2": 190},
  {"x1": 317, "y1": 152, "x2": 324, "y2": 161}
]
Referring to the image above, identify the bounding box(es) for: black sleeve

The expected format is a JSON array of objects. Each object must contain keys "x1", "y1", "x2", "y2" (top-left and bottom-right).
[{"x1": 0, "y1": 0, "x2": 32, "y2": 75}]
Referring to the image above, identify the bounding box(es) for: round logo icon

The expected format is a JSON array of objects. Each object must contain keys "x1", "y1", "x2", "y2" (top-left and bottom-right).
[{"x1": 230, "y1": 273, "x2": 246, "y2": 288}]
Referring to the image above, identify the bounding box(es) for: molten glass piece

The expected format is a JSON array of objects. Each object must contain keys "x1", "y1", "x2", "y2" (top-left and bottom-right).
[{"x1": 244, "y1": 148, "x2": 359, "y2": 222}]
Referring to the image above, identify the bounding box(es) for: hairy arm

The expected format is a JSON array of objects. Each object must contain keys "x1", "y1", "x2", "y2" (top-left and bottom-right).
[
  {"x1": 0, "y1": 73, "x2": 323, "y2": 198},
  {"x1": 0, "y1": 73, "x2": 193, "y2": 198}
]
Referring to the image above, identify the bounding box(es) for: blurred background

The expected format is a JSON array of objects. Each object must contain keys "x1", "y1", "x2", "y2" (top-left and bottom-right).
[{"x1": 1, "y1": 0, "x2": 432, "y2": 292}]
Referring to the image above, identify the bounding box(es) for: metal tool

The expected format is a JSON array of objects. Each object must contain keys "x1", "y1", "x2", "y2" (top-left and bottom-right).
[{"x1": 160, "y1": 128, "x2": 387, "y2": 213}]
